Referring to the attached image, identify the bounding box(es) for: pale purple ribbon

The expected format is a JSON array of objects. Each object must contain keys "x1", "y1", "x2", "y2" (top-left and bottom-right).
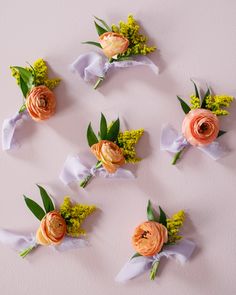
[
  {"x1": 70, "y1": 52, "x2": 159, "y2": 83},
  {"x1": 0, "y1": 229, "x2": 89, "y2": 254},
  {"x1": 59, "y1": 154, "x2": 135, "y2": 186},
  {"x1": 2, "y1": 110, "x2": 30, "y2": 151},
  {"x1": 160, "y1": 124, "x2": 228, "y2": 160},
  {"x1": 115, "y1": 239, "x2": 195, "y2": 282}
]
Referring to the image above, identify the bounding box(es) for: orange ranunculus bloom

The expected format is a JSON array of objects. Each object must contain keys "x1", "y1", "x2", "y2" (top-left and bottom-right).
[
  {"x1": 36, "y1": 211, "x2": 66, "y2": 246},
  {"x1": 91, "y1": 140, "x2": 125, "y2": 173},
  {"x1": 26, "y1": 85, "x2": 56, "y2": 121},
  {"x1": 182, "y1": 109, "x2": 220, "y2": 146},
  {"x1": 132, "y1": 221, "x2": 168, "y2": 256},
  {"x1": 99, "y1": 32, "x2": 129, "y2": 58}
]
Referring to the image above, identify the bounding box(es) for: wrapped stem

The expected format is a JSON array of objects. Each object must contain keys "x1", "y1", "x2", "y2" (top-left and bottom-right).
[
  {"x1": 149, "y1": 260, "x2": 160, "y2": 280},
  {"x1": 172, "y1": 147, "x2": 185, "y2": 165},
  {"x1": 19, "y1": 244, "x2": 38, "y2": 258},
  {"x1": 93, "y1": 77, "x2": 104, "y2": 89},
  {"x1": 80, "y1": 161, "x2": 102, "y2": 188}
]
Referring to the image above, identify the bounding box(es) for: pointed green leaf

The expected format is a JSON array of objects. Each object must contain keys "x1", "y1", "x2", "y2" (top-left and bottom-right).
[
  {"x1": 94, "y1": 16, "x2": 111, "y2": 31},
  {"x1": 87, "y1": 123, "x2": 99, "y2": 147},
  {"x1": 106, "y1": 118, "x2": 120, "y2": 141},
  {"x1": 11, "y1": 66, "x2": 34, "y2": 89},
  {"x1": 217, "y1": 130, "x2": 226, "y2": 138},
  {"x1": 131, "y1": 252, "x2": 142, "y2": 259},
  {"x1": 147, "y1": 200, "x2": 156, "y2": 221},
  {"x1": 37, "y1": 185, "x2": 55, "y2": 213},
  {"x1": 191, "y1": 79, "x2": 200, "y2": 98},
  {"x1": 19, "y1": 76, "x2": 29, "y2": 98},
  {"x1": 177, "y1": 96, "x2": 191, "y2": 114},
  {"x1": 201, "y1": 88, "x2": 210, "y2": 108},
  {"x1": 158, "y1": 206, "x2": 167, "y2": 227},
  {"x1": 94, "y1": 21, "x2": 107, "y2": 36},
  {"x1": 24, "y1": 196, "x2": 45, "y2": 221},
  {"x1": 82, "y1": 41, "x2": 102, "y2": 48},
  {"x1": 100, "y1": 113, "x2": 107, "y2": 140}
]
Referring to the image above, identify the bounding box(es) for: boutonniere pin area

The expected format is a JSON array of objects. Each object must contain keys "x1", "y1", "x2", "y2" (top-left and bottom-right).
[
  {"x1": 115, "y1": 201, "x2": 195, "y2": 282},
  {"x1": 160, "y1": 81, "x2": 234, "y2": 164},
  {"x1": 71, "y1": 15, "x2": 158, "y2": 89},
  {"x1": 60, "y1": 113, "x2": 144, "y2": 188},
  {"x1": 2, "y1": 59, "x2": 60, "y2": 151},
  {"x1": 0, "y1": 185, "x2": 96, "y2": 258}
]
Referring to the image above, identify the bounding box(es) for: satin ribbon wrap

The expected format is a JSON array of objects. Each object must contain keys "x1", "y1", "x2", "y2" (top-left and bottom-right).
[
  {"x1": 160, "y1": 124, "x2": 228, "y2": 160},
  {"x1": 0, "y1": 229, "x2": 89, "y2": 254},
  {"x1": 115, "y1": 239, "x2": 195, "y2": 282},
  {"x1": 70, "y1": 52, "x2": 159, "y2": 83},
  {"x1": 60, "y1": 154, "x2": 135, "y2": 185},
  {"x1": 2, "y1": 110, "x2": 30, "y2": 151}
]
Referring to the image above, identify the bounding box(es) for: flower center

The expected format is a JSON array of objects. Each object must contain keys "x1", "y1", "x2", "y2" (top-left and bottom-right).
[
  {"x1": 141, "y1": 230, "x2": 150, "y2": 239},
  {"x1": 38, "y1": 96, "x2": 47, "y2": 107},
  {"x1": 198, "y1": 123, "x2": 208, "y2": 133}
]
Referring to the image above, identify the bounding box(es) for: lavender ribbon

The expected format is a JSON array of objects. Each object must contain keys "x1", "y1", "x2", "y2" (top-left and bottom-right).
[
  {"x1": 59, "y1": 154, "x2": 135, "y2": 186},
  {"x1": 70, "y1": 52, "x2": 159, "y2": 83},
  {"x1": 2, "y1": 110, "x2": 30, "y2": 151},
  {"x1": 0, "y1": 229, "x2": 88, "y2": 254},
  {"x1": 160, "y1": 124, "x2": 228, "y2": 160},
  {"x1": 115, "y1": 239, "x2": 195, "y2": 282}
]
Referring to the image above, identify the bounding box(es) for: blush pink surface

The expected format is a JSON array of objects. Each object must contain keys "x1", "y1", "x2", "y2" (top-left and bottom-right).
[{"x1": 0, "y1": 0, "x2": 236, "y2": 294}]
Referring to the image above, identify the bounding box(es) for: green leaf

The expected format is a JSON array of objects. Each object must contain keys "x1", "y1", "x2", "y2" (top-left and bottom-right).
[
  {"x1": 24, "y1": 196, "x2": 45, "y2": 221},
  {"x1": 87, "y1": 123, "x2": 99, "y2": 147},
  {"x1": 131, "y1": 252, "x2": 142, "y2": 259},
  {"x1": 177, "y1": 96, "x2": 191, "y2": 114},
  {"x1": 147, "y1": 200, "x2": 156, "y2": 221},
  {"x1": 37, "y1": 185, "x2": 55, "y2": 213},
  {"x1": 11, "y1": 66, "x2": 34, "y2": 89},
  {"x1": 94, "y1": 16, "x2": 111, "y2": 31},
  {"x1": 217, "y1": 130, "x2": 226, "y2": 138},
  {"x1": 100, "y1": 113, "x2": 107, "y2": 140},
  {"x1": 19, "y1": 76, "x2": 29, "y2": 98},
  {"x1": 106, "y1": 118, "x2": 120, "y2": 141},
  {"x1": 201, "y1": 88, "x2": 210, "y2": 108},
  {"x1": 82, "y1": 41, "x2": 102, "y2": 48},
  {"x1": 94, "y1": 21, "x2": 107, "y2": 36},
  {"x1": 158, "y1": 206, "x2": 167, "y2": 227},
  {"x1": 191, "y1": 79, "x2": 200, "y2": 98}
]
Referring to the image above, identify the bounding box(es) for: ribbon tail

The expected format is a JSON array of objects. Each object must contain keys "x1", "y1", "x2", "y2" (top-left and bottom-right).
[
  {"x1": 70, "y1": 52, "x2": 107, "y2": 82},
  {"x1": 115, "y1": 256, "x2": 153, "y2": 282},
  {"x1": 59, "y1": 154, "x2": 92, "y2": 185},
  {"x1": 160, "y1": 124, "x2": 188, "y2": 153},
  {"x1": 163, "y1": 239, "x2": 196, "y2": 264},
  {"x1": 2, "y1": 111, "x2": 29, "y2": 151},
  {"x1": 53, "y1": 237, "x2": 89, "y2": 252},
  {"x1": 0, "y1": 229, "x2": 35, "y2": 251},
  {"x1": 96, "y1": 167, "x2": 135, "y2": 179},
  {"x1": 198, "y1": 141, "x2": 228, "y2": 160}
]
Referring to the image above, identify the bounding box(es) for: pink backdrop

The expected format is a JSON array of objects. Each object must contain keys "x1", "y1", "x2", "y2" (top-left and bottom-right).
[{"x1": 1, "y1": 0, "x2": 236, "y2": 294}]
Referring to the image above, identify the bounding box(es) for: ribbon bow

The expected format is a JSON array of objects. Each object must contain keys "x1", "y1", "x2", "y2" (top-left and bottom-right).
[{"x1": 115, "y1": 239, "x2": 195, "y2": 282}]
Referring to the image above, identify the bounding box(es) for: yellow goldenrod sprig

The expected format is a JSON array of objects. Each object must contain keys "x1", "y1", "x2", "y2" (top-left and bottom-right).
[
  {"x1": 60, "y1": 197, "x2": 96, "y2": 237},
  {"x1": 111, "y1": 15, "x2": 156, "y2": 57},
  {"x1": 117, "y1": 129, "x2": 144, "y2": 163},
  {"x1": 205, "y1": 94, "x2": 234, "y2": 116},
  {"x1": 167, "y1": 210, "x2": 185, "y2": 244}
]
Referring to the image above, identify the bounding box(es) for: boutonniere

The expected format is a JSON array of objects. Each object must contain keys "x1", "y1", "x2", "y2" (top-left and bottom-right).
[
  {"x1": 60, "y1": 113, "x2": 144, "y2": 188},
  {"x1": 116, "y1": 201, "x2": 195, "y2": 282},
  {"x1": 2, "y1": 59, "x2": 60, "y2": 151},
  {"x1": 71, "y1": 15, "x2": 158, "y2": 89},
  {"x1": 0, "y1": 185, "x2": 96, "y2": 258},
  {"x1": 160, "y1": 81, "x2": 234, "y2": 164}
]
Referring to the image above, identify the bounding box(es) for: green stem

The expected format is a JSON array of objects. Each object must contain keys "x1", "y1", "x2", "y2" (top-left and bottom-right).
[
  {"x1": 19, "y1": 244, "x2": 38, "y2": 258},
  {"x1": 79, "y1": 161, "x2": 102, "y2": 188},
  {"x1": 19, "y1": 104, "x2": 26, "y2": 114},
  {"x1": 150, "y1": 261, "x2": 160, "y2": 280},
  {"x1": 172, "y1": 147, "x2": 185, "y2": 165},
  {"x1": 93, "y1": 77, "x2": 104, "y2": 89}
]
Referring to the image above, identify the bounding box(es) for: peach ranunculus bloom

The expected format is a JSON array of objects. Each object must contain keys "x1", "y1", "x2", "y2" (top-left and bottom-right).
[
  {"x1": 91, "y1": 140, "x2": 125, "y2": 173},
  {"x1": 132, "y1": 221, "x2": 168, "y2": 256},
  {"x1": 99, "y1": 32, "x2": 129, "y2": 59},
  {"x1": 182, "y1": 109, "x2": 220, "y2": 147},
  {"x1": 26, "y1": 85, "x2": 56, "y2": 121},
  {"x1": 36, "y1": 211, "x2": 66, "y2": 246}
]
